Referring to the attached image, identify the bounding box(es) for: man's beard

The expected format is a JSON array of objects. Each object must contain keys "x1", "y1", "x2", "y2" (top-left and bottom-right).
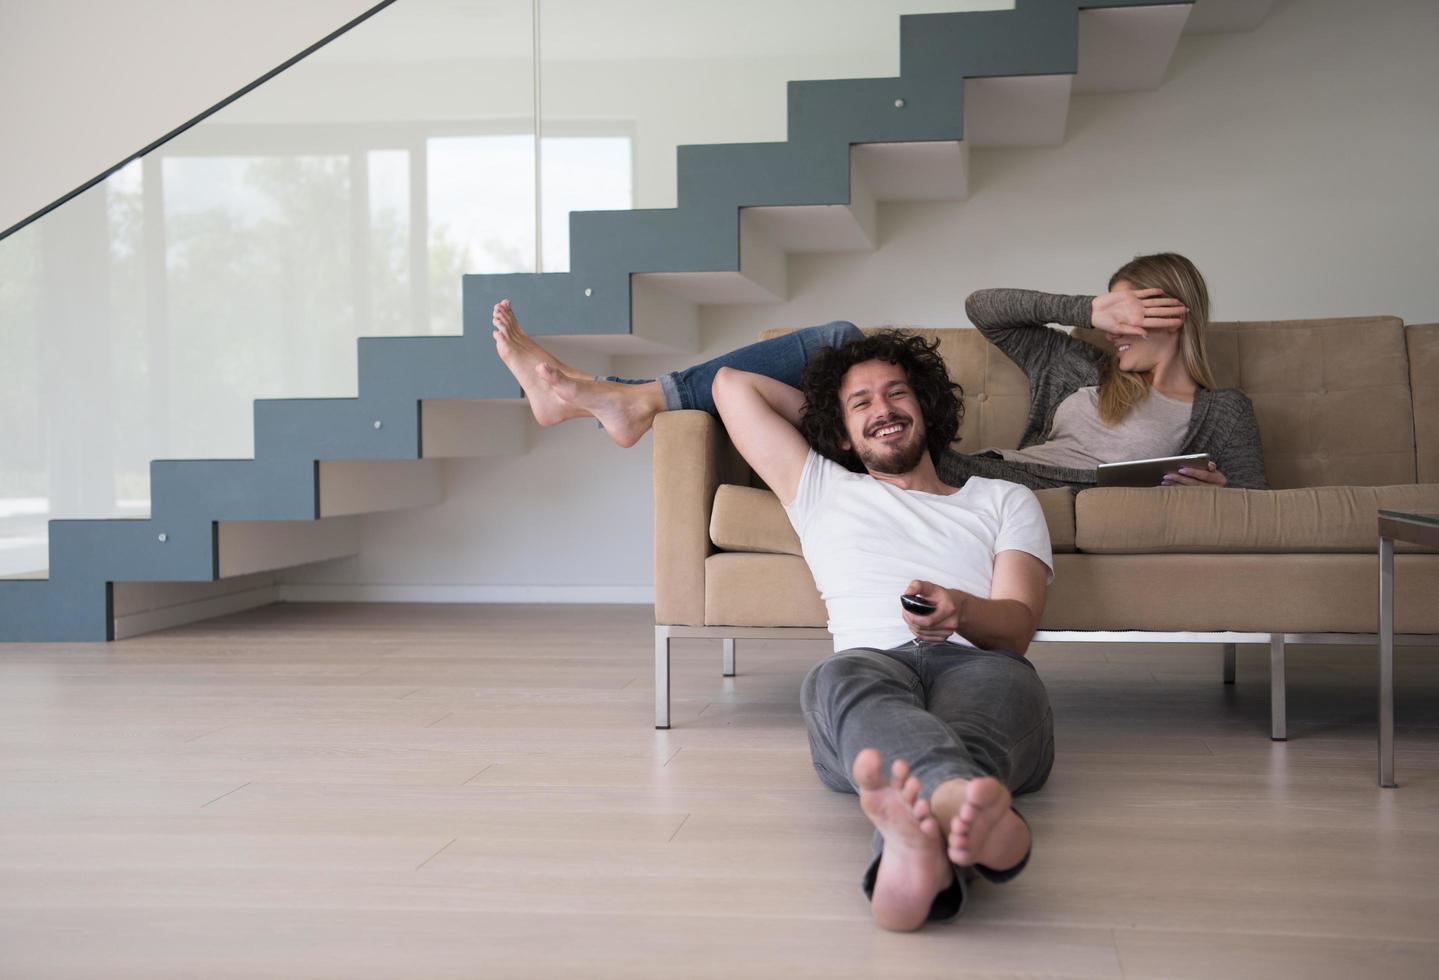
[{"x1": 856, "y1": 424, "x2": 927, "y2": 475}]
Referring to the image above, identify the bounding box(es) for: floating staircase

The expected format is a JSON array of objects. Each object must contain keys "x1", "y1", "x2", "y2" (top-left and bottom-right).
[{"x1": 0, "y1": 0, "x2": 1271, "y2": 641}]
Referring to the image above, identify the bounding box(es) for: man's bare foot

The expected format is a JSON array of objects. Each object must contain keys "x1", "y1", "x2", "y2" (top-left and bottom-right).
[
  {"x1": 491, "y1": 300, "x2": 590, "y2": 426},
  {"x1": 535, "y1": 363, "x2": 664, "y2": 449},
  {"x1": 932, "y1": 776, "x2": 1030, "y2": 871},
  {"x1": 853, "y1": 748, "x2": 953, "y2": 932}
]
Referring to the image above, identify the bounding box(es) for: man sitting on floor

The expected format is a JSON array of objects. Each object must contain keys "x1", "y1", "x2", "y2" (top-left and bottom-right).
[{"x1": 711, "y1": 331, "x2": 1055, "y2": 930}]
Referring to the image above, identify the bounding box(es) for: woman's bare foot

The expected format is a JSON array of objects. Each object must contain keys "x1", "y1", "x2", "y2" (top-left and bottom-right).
[
  {"x1": 932, "y1": 776, "x2": 1030, "y2": 871},
  {"x1": 491, "y1": 300, "x2": 591, "y2": 426},
  {"x1": 852, "y1": 748, "x2": 953, "y2": 932},
  {"x1": 534, "y1": 363, "x2": 665, "y2": 449}
]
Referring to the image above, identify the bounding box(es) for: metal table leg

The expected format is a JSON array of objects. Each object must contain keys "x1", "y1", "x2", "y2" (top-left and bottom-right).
[{"x1": 1379, "y1": 535, "x2": 1396, "y2": 788}]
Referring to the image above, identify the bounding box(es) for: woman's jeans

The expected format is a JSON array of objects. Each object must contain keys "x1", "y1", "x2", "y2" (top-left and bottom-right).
[{"x1": 601, "y1": 320, "x2": 862, "y2": 413}]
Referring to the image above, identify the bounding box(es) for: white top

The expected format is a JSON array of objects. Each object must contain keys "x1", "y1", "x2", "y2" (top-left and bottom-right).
[
  {"x1": 997, "y1": 385, "x2": 1192, "y2": 470},
  {"x1": 783, "y1": 450, "x2": 1054, "y2": 653}
]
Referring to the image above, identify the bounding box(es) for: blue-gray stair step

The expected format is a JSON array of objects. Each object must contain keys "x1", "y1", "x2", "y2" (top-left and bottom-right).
[
  {"x1": 567, "y1": 205, "x2": 740, "y2": 277},
  {"x1": 0, "y1": 579, "x2": 113, "y2": 643},
  {"x1": 150, "y1": 458, "x2": 319, "y2": 523},
  {"x1": 49, "y1": 517, "x2": 216, "y2": 583},
  {"x1": 253, "y1": 396, "x2": 422, "y2": 461},
  {"x1": 357, "y1": 335, "x2": 512, "y2": 403},
  {"x1": 676, "y1": 142, "x2": 852, "y2": 211},
  {"x1": 1082, "y1": 0, "x2": 1189, "y2": 10},
  {"x1": 901, "y1": 4, "x2": 1079, "y2": 82},
  {"x1": 463, "y1": 272, "x2": 630, "y2": 341},
  {"x1": 786, "y1": 77, "x2": 964, "y2": 148}
]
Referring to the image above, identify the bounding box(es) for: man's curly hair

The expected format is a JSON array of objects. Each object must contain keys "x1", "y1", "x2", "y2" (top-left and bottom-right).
[{"x1": 799, "y1": 329, "x2": 964, "y2": 473}]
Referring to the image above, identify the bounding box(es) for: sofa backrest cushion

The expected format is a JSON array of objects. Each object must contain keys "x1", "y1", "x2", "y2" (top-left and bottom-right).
[
  {"x1": 1209, "y1": 316, "x2": 1414, "y2": 488},
  {"x1": 1078, "y1": 316, "x2": 1416, "y2": 488},
  {"x1": 767, "y1": 316, "x2": 1417, "y2": 489},
  {"x1": 1408, "y1": 323, "x2": 1439, "y2": 484}
]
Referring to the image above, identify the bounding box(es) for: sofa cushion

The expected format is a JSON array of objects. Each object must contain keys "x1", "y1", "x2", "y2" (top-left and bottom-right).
[
  {"x1": 710, "y1": 485, "x2": 802, "y2": 556},
  {"x1": 1074, "y1": 485, "x2": 1439, "y2": 554},
  {"x1": 710, "y1": 483, "x2": 1078, "y2": 555},
  {"x1": 1408, "y1": 323, "x2": 1439, "y2": 483},
  {"x1": 1042, "y1": 553, "x2": 1439, "y2": 634},
  {"x1": 1033, "y1": 488, "x2": 1077, "y2": 553},
  {"x1": 705, "y1": 553, "x2": 827, "y2": 627},
  {"x1": 701, "y1": 551, "x2": 1439, "y2": 634}
]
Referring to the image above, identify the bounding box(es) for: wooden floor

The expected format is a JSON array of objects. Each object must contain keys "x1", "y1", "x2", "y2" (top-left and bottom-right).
[{"x1": 1, "y1": 603, "x2": 1437, "y2": 979}]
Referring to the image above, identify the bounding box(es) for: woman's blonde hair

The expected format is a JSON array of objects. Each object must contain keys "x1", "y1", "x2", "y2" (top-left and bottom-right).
[{"x1": 1096, "y1": 252, "x2": 1218, "y2": 425}]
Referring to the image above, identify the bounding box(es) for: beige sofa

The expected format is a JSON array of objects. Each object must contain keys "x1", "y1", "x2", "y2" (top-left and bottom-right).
[{"x1": 652, "y1": 316, "x2": 1439, "y2": 734}]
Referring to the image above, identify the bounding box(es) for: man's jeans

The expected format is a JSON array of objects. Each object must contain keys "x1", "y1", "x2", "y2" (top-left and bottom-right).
[
  {"x1": 801, "y1": 640, "x2": 1055, "y2": 920},
  {"x1": 601, "y1": 320, "x2": 862, "y2": 413}
]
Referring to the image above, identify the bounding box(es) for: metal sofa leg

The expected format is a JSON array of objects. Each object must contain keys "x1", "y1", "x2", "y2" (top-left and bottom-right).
[
  {"x1": 1223, "y1": 642, "x2": 1237, "y2": 685},
  {"x1": 655, "y1": 626, "x2": 672, "y2": 730},
  {"x1": 1270, "y1": 633, "x2": 1287, "y2": 741},
  {"x1": 1379, "y1": 535, "x2": 1396, "y2": 788},
  {"x1": 723, "y1": 638, "x2": 736, "y2": 677}
]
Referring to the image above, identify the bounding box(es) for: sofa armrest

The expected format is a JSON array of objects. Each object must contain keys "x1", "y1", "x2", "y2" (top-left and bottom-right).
[{"x1": 653, "y1": 410, "x2": 751, "y2": 625}]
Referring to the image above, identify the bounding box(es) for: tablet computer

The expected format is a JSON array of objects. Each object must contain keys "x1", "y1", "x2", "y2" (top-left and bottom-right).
[{"x1": 1096, "y1": 453, "x2": 1210, "y2": 488}]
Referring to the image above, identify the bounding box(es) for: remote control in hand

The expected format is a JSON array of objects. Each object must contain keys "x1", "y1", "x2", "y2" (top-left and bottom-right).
[{"x1": 900, "y1": 593, "x2": 937, "y2": 615}]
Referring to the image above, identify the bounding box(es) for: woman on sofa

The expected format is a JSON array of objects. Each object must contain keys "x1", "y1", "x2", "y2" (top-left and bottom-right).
[{"x1": 491, "y1": 252, "x2": 1267, "y2": 490}]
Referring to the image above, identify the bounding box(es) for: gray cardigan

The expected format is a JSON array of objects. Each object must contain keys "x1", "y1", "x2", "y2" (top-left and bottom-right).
[{"x1": 947, "y1": 288, "x2": 1268, "y2": 491}]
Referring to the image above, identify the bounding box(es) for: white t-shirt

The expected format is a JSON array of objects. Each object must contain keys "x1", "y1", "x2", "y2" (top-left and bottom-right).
[{"x1": 784, "y1": 450, "x2": 1054, "y2": 653}]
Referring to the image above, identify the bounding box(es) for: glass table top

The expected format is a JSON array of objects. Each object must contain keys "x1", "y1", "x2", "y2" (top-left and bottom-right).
[{"x1": 1378, "y1": 510, "x2": 1439, "y2": 528}]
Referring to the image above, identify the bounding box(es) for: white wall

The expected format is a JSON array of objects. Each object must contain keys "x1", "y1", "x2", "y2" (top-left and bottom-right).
[
  {"x1": 0, "y1": 0, "x2": 381, "y2": 232},
  {"x1": 280, "y1": 0, "x2": 1439, "y2": 603}
]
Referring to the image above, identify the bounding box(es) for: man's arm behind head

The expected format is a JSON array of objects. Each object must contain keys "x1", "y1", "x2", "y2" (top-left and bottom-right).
[{"x1": 711, "y1": 367, "x2": 812, "y2": 505}]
